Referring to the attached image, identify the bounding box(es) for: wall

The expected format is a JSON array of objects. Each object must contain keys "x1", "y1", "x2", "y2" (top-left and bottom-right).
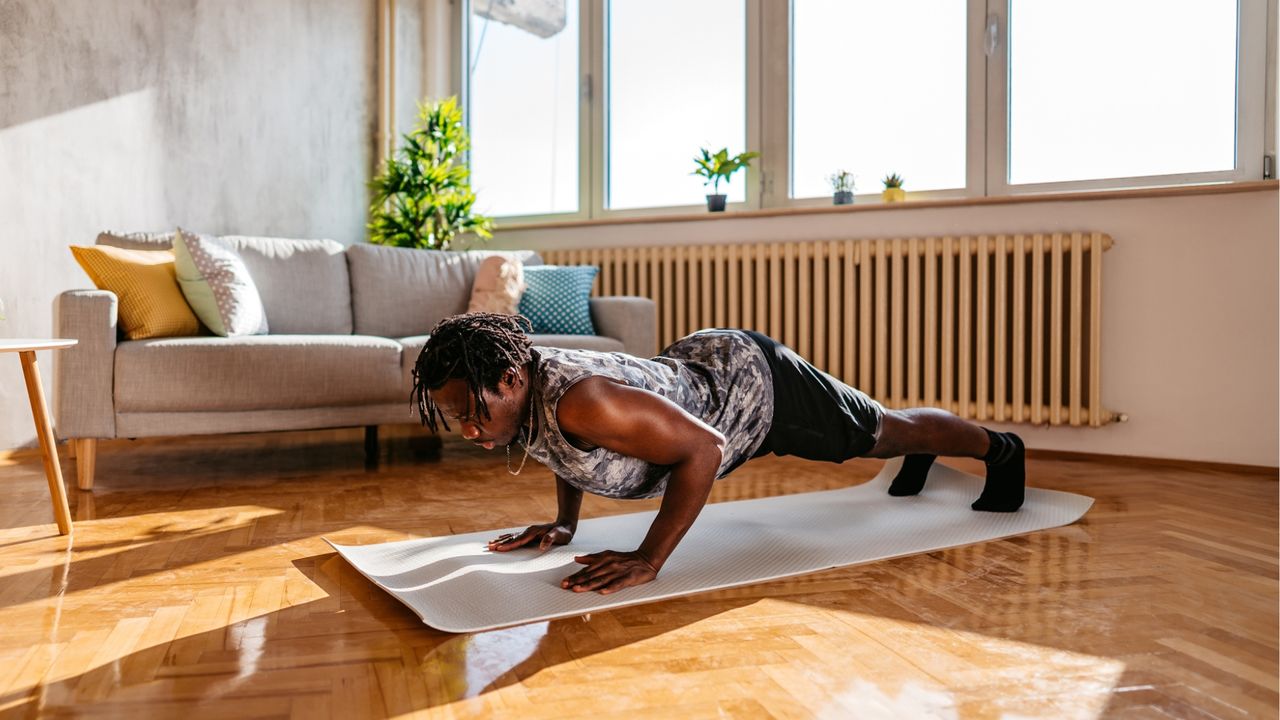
[
  {"x1": 0, "y1": 0, "x2": 377, "y2": 451},
  {"x1": 488, "y1": 187, "x2": 1280, "y2": 468}
]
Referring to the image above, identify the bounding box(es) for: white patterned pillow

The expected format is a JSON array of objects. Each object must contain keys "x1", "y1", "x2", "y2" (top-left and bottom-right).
[{"x1": 173, "y1": 228, "x2": 269, "y2": 336}]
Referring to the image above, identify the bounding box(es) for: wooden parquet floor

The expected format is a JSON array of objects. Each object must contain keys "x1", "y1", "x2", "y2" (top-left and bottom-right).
[{"x1": 0, "y1": 428, "x2": 1275, "y2": 719}]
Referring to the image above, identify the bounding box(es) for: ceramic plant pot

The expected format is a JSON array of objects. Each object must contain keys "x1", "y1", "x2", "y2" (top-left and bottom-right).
[
  {"x1": 833, "y1": 190, "x2": 854, "y2": 205},
  {"x1": 881, "y1": 187, "x2": 905, "y2": 203},
  {"x1": 706, "y1": 194, "x2": 727, "y2": 212}
]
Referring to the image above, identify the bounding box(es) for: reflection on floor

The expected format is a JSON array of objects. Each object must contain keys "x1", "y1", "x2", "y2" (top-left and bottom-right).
[{"x1": 0, "y1": 427, "x2": 1275, "y2": 719}]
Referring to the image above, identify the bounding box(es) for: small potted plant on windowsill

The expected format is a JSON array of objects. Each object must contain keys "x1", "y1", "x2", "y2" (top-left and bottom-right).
[
  {"x1": 881, "y1": 173, "x2": 906, "y2": 203},
  {"x1": 828, "y1": 170, "x2": 856, "y2": 205},
  {"x1": 692, "y1": 147, "x2": 759, "y2": 212}
]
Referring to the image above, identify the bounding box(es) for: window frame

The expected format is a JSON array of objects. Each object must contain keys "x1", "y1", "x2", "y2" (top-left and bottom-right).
[
  {"x1": 454, "y1": 0, "x2": 1275, "y2": 225},
  {"x1": 986, "y1": 0, "x2": 1270, "y2": 195},
  {"x1": 589, "y1": 0, "x2": 762, "y2": 219},
  {"x1": 776, "y1": 0, "x2": 988, "y2": 206},
  {"x1": 458, "y1": 0, "x2": 594, "y2": 225}
]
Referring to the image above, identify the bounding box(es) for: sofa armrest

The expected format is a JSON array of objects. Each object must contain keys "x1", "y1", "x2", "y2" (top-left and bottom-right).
[
  {"x1": 53, "y1": 290, "x2": 118, "y2": 439},
  {"x1": 589, "y1": 296, "x2": 656, "y2": 357}
]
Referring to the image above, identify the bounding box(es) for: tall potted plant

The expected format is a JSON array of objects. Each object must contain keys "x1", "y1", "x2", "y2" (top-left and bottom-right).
[
  {"x1": 692, "y1": 147, "x2": 759, "y2": 212},
  {"x1": 368, "y1": 97, "x2": 494, "y2": 250}
]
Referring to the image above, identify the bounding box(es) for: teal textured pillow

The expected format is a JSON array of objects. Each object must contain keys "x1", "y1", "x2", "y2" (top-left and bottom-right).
[{"x1": 518, "y1": 265, "x2": 598, "y2": 335}]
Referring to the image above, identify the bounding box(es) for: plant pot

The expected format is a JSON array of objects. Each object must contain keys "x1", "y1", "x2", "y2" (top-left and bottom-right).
[
  {"x1": 881, "y1": 187, "x2": 905, "y2": 203},
  {"x1": 706, "y1": 194, "x2": 727, "y2": 212},
  {"x1": 833, "y1": 190, "x2": 854, "y2": 205}
]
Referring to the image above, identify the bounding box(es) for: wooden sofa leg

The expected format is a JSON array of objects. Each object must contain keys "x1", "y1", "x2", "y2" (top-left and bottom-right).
[
  {"x1": 74, "y1": 439, "x2": 96, "y2": 491},
  {"x1": 364, "y1": 425, "x2": 379, "y2": 466},
  {"x1": 411, "y1": 430, "x2": 443, "y2": 460}
]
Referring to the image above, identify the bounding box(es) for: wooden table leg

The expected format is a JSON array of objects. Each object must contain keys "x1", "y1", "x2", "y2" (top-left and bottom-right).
[{"x1": 19, "y1": 351, "x2": 72, "y2": 535}]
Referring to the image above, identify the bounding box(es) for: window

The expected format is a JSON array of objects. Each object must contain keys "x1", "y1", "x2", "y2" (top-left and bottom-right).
[
  {"x1": 466, "y1": 0, "x2": 580, "y2": 217},
  {"x1": 453, "y1": 0, "x2": 1272, "y2": 223},
  {"x1": 606, "y1": 0, "x2": 747, "y2": 210},
  {"x1": 1006, "y1": 0, "x2": 1239, "y2": 185},
  {"x1": 790, "y1": 0, "x2": 968, "y2": 198}
]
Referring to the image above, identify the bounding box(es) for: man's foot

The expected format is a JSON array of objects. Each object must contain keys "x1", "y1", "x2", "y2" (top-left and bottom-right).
[
  {"x1": 888, "y1": 454, "x2": 937, "y2": 496},
  {"x1": 972, "y1": 430, "x2": 1025, "y2": 512}
]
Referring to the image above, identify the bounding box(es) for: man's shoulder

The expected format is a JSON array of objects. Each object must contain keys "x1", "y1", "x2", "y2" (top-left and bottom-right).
[{"x1": 555, "y1": 376, "x2": 632, "y2": 450}]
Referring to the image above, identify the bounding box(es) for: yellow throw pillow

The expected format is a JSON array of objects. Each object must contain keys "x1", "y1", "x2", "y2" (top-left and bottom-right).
[{"x1": 70, "y1": 245, "x2": 201, "y2": 340}]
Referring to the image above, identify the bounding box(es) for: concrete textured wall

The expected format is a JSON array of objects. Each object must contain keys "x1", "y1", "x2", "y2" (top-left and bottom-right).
[
  {"x1": 489, "y1": 188, "x2": 1280, "y2": 468},
  {"x1": 0, "y1": 0, "x2": 377, "y2": 450}
]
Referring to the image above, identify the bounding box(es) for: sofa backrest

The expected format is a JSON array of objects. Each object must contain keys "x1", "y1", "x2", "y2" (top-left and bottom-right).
[
  {"x1": 95, "y1": 230, "x2": 177, "y2": 251},
  {"x1": 93, "y1": 232, "x2": 545, "y2": 337},
  {"x1": 345, "y1": 244, "x2": 543, "y2": 338},
  {"x1": 95, "y1": 230, "x2": 353, "y2": 334},
  {"x1": 223, "y1": 236, "x2": 352, "y2": 334}
]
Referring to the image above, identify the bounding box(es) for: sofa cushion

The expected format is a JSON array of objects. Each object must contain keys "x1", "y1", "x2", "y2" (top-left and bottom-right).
[
  {"x1": 347, "y1": 244, "x2": 543, "y2": 338},
  {"x1": 223, "y1": 236, "x2": 352, "y2": 334},
  {"x1": 70, "y1": 245, "x2": 201, "y2": 340},
  {"x1": 397, "y1": 333, "x2": 626, "y2": 397},
  {"x1": 114, "y1": 335, "x2": 402, "y2": 413},
  {"x1": 173, "y1": 229, "x2": 270, "y2": 337},
  {"x1": 467, "y1": 255, "x2": 526, "y2": 315},
  {"x1": 518, "y1": 265, "x2": 599, "y2": 335}
]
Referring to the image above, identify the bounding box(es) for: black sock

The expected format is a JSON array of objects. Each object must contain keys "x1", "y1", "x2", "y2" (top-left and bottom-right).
[
  {"x1": 888, "y1": 454, "x2": 937, "y2": 496},
  {"x1": 972, "y1": 429, "x2": 1025, "y2": 512}
]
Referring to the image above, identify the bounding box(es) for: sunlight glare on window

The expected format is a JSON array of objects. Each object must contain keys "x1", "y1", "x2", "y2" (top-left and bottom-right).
[
  {"x1": 608, "y1": 0, "x2": 747, "y2": 210},
  {"x1": 791, "y1": 0, "x2": 967, "y2": 198},
  {"x1": 1008, "y1": 0, "x2": 1237, "y2": 184},
  {"x1": 468, "y1": 0, "x2": 579, "y2": 217}
]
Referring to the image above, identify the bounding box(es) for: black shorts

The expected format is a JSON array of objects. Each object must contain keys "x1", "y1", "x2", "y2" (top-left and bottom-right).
[{"x1": 743, "y1": 330, "x2": 885, "y2": 463}]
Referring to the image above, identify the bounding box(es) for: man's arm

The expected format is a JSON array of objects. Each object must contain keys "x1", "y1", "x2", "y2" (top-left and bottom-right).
[
  {"x1": 555, "y1": 377, "x2": 726, "y2": 593},
  {"x1": 554, "y1": 474, "x2": 583, "y2": 533},
  {"x1": 487, "y1": 474, "x2": 583, "y2": 553}
]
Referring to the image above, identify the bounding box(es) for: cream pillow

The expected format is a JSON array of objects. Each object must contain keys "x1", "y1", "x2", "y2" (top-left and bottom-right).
[
  {"x1": 467, "y1": 255, "x2": 526, "y2": 315},
  {"x1": 173, "y1": 228, "x2": 269, "y2": 337}
]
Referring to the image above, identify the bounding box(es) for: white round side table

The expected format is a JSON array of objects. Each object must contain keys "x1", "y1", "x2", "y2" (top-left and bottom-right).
[{"x1": 2, "y1": 339, "x2": 77, "y2": 535}]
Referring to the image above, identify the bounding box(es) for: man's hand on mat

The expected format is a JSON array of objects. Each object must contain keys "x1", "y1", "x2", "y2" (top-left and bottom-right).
[
  {"x1": 561, "y1": 550, "x2": 659, "y2": 594},
  {"x1": 487, "y1": 523, "x2": 574, "y2": 552}
]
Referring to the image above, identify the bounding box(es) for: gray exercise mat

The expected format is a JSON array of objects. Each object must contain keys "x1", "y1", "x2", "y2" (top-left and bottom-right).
[{"x1": 327, "y1": 458, "x2": 1093, "y2": 633}]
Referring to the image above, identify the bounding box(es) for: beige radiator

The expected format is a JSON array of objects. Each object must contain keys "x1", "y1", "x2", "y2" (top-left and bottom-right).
[{"x1": 543, "y1": 232, "x2": 1117, "y2": 428}]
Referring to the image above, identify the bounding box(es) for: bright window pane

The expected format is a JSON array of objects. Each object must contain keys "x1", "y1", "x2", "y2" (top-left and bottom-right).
[
  {"x1": 608, "y1": 0, "x2": 746, "y2": 209},
  {"x1": 1009, "y1": 1, "x2": 1237, "y2": 185},
  {"x1": 791, "y1": 0, "x2": 967, "y2": 198},
  {"x1": 468, "y1": 0, "x2": 579, "y2": 217}
]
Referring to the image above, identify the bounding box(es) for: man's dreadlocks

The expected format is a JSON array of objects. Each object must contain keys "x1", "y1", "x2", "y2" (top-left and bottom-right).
[{"x1": 411, "y1": 312, "x2": 535, "y2": 433}]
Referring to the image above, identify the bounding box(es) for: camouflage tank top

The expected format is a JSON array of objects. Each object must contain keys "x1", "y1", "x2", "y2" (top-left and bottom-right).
[{"x1": 522, "y1": 329, "x2": 774, "y2": 499}]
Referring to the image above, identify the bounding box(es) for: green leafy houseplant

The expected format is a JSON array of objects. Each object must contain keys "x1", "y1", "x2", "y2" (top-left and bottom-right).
[
  {"x1": 692, "y1": 147, "x2": 759, "y2": 211},
  {"x1": 829, "y1": 170, "x2": 856, "y2": 205},
  {"x1": 368, "y1": 97, "x2": 494, "y2": 250},
  {"x1": 828, "y1": 170, "x2": 856, "y2": 193}
]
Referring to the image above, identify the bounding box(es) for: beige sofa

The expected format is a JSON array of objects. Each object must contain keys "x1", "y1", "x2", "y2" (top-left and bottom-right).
[{"x1": 54, "y1": 232, "x2": 656, "y2": 489}]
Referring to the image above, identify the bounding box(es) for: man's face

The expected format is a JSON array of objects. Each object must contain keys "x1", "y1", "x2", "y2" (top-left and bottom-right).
[{"x1": 430, "y1": 370, "x2": 525, "y2": 450}]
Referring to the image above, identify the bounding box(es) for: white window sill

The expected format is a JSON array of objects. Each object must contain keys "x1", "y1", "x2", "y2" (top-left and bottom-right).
[{"x1": 496, "y1": 180, "x2": 1278, "y2": 232}]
